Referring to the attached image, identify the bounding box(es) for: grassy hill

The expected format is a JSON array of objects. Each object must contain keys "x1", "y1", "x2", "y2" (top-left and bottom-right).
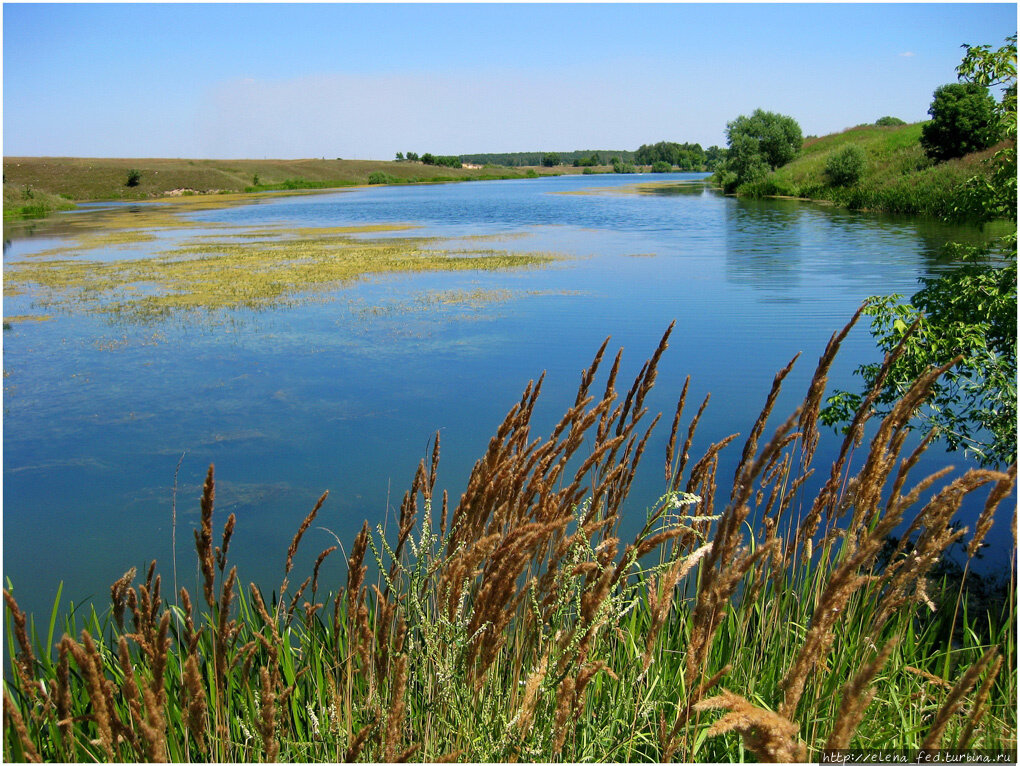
[
  {"x1": 2, "y1": 156, "x2": 565, "y2": 221},
  {"x1": 735, "y1": 122, "x2": 999, "y2": 219}
]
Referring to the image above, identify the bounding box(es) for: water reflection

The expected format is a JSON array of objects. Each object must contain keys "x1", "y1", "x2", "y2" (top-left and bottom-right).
[{"x1": 723, "y1": 197, "x2": 804, "y2": 291}]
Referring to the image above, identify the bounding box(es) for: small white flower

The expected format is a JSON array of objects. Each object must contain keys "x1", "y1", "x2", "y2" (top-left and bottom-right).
[
  {"x1": 307, "y1": 704, "x2": 320, "y2": 736},
  {"x1": 670, "y1": 492, "x2": 701, "y2": 509}
]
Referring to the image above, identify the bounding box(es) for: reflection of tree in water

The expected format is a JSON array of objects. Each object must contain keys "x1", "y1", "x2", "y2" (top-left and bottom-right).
[
  {"x1": 722, "y1": 196, "x2": 999, "y2": 295},
  {"x1": 723, "y1": 197, "x2": 803, "y2": 292}
]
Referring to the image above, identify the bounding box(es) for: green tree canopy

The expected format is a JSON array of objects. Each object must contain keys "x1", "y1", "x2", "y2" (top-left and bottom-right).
[
  {"x1": 920, "y1": 82, "x2": 1000, "y2": 161},
  {"x1": 718, "y1": 109, "x2": 802, "y2": 191},
  {"x1": 726, "y1": 109, "x2": 803, "y2": 170}
]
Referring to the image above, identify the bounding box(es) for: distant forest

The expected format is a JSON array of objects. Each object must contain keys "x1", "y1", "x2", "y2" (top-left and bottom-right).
[
  {"x1": 458, "y1": 142, "x2": 726, "y2": 171},
  {"x1": 458, "y1": 150, "x2": 637, "y2": 167}
]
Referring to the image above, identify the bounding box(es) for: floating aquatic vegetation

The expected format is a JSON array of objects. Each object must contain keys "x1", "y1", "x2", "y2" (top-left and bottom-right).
[{"x1": 4, "y1": 225, "x2": 560, "y2": 324}]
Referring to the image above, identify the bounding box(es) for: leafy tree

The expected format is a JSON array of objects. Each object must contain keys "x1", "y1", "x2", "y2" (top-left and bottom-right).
[
  {"x1": 651, "y1": 161, "x2": 672, "y2": 173},
  {"x1": 541, "y1": 153, "x2": 561, "y2": 167},
  {"x1": 920, "y1": 82, "x2": 1000, "y2": 161},
  {"x1": 723, "y1": 133, "x2": 770, "y2": 188},
  {"x1": 395, "y1": 152, "x2": 405, "y2": 161},
  {"x1": 406, "y1": 152, "x2": 419, "y2": 162},
  {"x1": 727, "y1": 109, "x2": 802, "y2": 170},
  {"x1": 704, "y1": 145, "x2": 727, "y2": 171},
  {"x1": 719, "y1": 109, "x2": 802, "y2": 191},
  {"x1": 823, "y1": 36, "x2": 1017, "y2": 467},
  {"x1": 874, "y1": 116, "x2": 906, "y2": 126},
  {"x1": 824, "y1": 145, "x2": 866, "y2": 186},
  {"x1": 125, "y1": 169, "x2": 141, "y2": 187},
  {"x1": 635, "y1": 141, "x2": 706, "y2": 170}
]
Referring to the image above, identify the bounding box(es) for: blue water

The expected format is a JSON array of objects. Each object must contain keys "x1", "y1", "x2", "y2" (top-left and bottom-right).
[{"x1": 3, "y1": 173, "x2": 1009, "y2": 620}]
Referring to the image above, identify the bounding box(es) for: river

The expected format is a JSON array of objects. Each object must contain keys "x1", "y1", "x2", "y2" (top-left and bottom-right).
[{"x1": 2, "y1": 172, "x2": 1007, "y2": 620}]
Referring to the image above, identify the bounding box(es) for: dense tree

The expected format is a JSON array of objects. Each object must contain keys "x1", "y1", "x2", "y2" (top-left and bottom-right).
[
  {"x1": 634, "y1": 141, "x2": 706, "y2": 170},
  {"x1": 704, "y1": 145, "x2": 727, "y2": 171},
  {"x1": 874, "y1": 116, "x2": 907, "y2": 126},
  {"x1": 718, "y1": 109, "x2": 802, "y2": 191},
  {"x1": 420, "y1": 153, "x2": 461, "y2": 168},
  {"x1": 920, "y1": 82, "x2": 1000, "y2": 161},
  {"x1": 823, "y1": 36, "x2": 1017, "y2": 467},
  {"x1": 541, "y1": 153, "x2": 561, "y2": 167},
  {"x1": 726, "y1": 109, "x2": 802, "y2": 170}
]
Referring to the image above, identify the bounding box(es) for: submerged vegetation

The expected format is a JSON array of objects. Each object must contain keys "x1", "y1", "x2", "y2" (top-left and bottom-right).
[
  {"x1": 3, "y1": 220, "x2": 558, "y2": 323},
  {"x1": 3, "y1": 315, "x2": 1016, "y2": 762}
]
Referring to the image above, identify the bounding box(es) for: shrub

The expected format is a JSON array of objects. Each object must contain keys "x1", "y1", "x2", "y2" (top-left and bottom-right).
[
  {"x1": 368, "y1": 171, "x2": 399, "y2": 185},
  {"x1": 125, "y1": 169, "x2": 141, "y2": 187},
  {"x1": 824, "y1": 145, "x2": 866, "y2": 186},
  {"x1": 651, "y1": 160, "x2": 672, "y2": 173},
  {"x1": 611, "y1": 157, "x2": 636, "y2": 174},
  {"x1": 541, "y1": 153, "x2": 560, "y2": 167},
  {"x1": 875, "y1": 116, "x2": 906, "y2": 126},
  {"x1": 921, "y1": 82, "x2": 999, "y2": 161}
]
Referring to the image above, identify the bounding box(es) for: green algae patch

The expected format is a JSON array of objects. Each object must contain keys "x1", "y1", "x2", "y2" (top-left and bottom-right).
[
  {"x1": 180, "y1": 223, "x2": 421, "y2": 245},
  {"x1": 5, "y1": 228, "x2": 560, "y2": 323},
  {"x1": 3, "y1": 314, "x2": 54, "y2": 324},
  {"x1": 26, "y1": 229, "x2": 161, "y2": 259}
]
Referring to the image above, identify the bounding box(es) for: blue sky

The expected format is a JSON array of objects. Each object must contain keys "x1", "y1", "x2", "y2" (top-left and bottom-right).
[{"x1": 3, "y1": 3, "x2": 1017, "y2": 159}]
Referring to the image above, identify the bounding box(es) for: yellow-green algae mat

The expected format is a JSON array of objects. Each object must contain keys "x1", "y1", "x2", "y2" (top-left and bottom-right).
[{"x1": 4, "y1": 201, "x2": 561, "y2": 324}]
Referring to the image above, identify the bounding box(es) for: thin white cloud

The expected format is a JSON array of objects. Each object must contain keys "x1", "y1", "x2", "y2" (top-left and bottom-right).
[{"x1": 899, "y1": 52, "x2": 915, "y2": 58}]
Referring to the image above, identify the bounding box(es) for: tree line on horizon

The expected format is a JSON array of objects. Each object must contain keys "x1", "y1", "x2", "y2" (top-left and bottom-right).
[{"x1": 401, "y1": 144, "x2": 729, "y2": 172}]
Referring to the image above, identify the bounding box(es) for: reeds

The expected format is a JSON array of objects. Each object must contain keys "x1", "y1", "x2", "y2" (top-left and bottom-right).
[{"x1": 3, "y1": 312, "x2": 1016, "y2": 762}]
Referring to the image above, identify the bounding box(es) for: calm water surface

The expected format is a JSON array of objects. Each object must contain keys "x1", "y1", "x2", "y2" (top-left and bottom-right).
[{"x1": 3, "y1": 173, "x2": 1008, "y2": 619}]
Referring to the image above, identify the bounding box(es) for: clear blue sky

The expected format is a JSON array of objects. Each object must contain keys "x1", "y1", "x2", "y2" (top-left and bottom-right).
[{"x1": 3, "y1": 3, "x2": 1017, "y2": 159}]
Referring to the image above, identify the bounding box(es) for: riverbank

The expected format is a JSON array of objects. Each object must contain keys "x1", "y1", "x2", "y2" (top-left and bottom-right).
[
  {"x1": 2, "y1": 156, "x2": 578, "y2": 222},
  {"x1": 722, "y1": 122, "x2": 1001, "y2": 219}
]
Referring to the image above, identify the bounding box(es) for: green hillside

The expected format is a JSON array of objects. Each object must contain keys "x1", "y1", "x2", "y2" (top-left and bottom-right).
[{"x1": 735, "y1": 122, "x2": 999, "y2": 219}]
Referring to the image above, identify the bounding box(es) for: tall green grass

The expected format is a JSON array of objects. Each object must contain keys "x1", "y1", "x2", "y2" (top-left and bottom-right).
[
  {"x1": 3, "y1": 184, "x2": 76, "y2": 221},
  {"x1": 3, "y1": 312, "x2": 1016, "y2": 762}
]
